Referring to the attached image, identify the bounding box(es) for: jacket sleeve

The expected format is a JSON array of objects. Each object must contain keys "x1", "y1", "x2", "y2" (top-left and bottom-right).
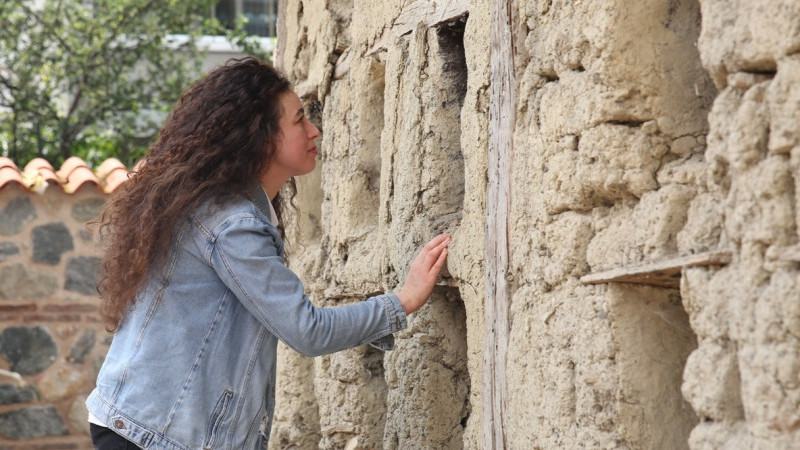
[{"x1": 209, "y1": 215, "x2": 406, "y2": 357}]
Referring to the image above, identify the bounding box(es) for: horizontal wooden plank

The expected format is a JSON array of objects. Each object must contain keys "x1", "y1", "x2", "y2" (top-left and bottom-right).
[
  {"x1": 392, "y1": 0, "x2": 469, "y2": 35},
  {"x1": 366, "y1": 0, "x2": 469, "y2": 55},
  {"x1": 779, "y1": 244, "x2": 800, "y2": 261},
  {"x1": 435, "y1": 277, "x2": 459, "y2": 287},
  {"x1": 333, "y1": 49, "x2": 352, "y2": 79},
  {"x1": 581, "y1": 250, "x2": 732, "y2": 288}
]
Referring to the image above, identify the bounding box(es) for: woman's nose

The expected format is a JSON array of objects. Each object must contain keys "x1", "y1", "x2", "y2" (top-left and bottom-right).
[{"x1": 307, "y1": 122, "x2": 320, "y2": 139}]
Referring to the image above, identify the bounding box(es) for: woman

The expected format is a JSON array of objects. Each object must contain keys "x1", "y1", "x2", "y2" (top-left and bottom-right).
[{"x1": 86, "y1": 57, "x2": 449, "y2": 450}]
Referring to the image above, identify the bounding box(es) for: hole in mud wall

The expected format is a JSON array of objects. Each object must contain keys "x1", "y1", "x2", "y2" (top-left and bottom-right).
[
  {"x1": 384, "y1": 286, "x2": 470, "y2": 449},
  {"x1": 360, "y1": 61, "x2": 385, "y2": 202},
  {"x1": 430, "y1": 14, "x2": 467, "y2": 236},
  {"x1": 607, "y1": 284, "x2": 699, "y2": 449},
  {"x1": 433, "y1": 12, "x2": 471, "y2": 439},
  {"x1": 383, "y1": 17, "x2": 470, "y2": 449},
  {"x1": 436, "y1": 16, "x2": 468, "y2": 106}
]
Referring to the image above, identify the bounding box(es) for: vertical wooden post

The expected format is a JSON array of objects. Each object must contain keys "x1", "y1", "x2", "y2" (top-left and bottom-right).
[
  {"x1": 484, "y1": 0, "x2": 515, "y2": 448},
  {"x1": 274, "y1": 0, "x2": 287, "y2": 69}
]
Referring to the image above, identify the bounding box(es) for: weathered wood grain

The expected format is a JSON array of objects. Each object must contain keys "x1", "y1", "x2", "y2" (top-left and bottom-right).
[
  {"x1": 366, "y1": 0, "x2": 469, "y2": 55},
  {"x1": 484, "y1": 0, "x2": 515, "y2": 448},
  {"x1": 580, "y1": 251, "x2": 732, "y2": 288}
]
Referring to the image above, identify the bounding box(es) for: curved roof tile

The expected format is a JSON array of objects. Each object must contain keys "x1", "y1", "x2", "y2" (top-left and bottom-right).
[
  {"x1": 0, "y1": 157, "x2": 132, "y2": 195},
  {"x1": 0, "y1": 157, "x2": 20, "y2": 171},
  {"x1": 96, "y1": 158, "x2": 126, "y2": 179},
  {"x1": 63, "y1": 166, "x2": 100, "y2": 194},
  {"x1": 23, "y1": 158, "x2": 59, "y2": 192},
  {"x1": 0, "y1": 165, "x2": 26, "y2": 189},
  {"x1": 23, "y1": 158, "x2": 55, "y2": 173},
  {"x1": 101, "y1": 167, "x2": 130, "y2": 194},
  {"x1": 57, "y1": 156, "x2": 90, "y2": 180}
]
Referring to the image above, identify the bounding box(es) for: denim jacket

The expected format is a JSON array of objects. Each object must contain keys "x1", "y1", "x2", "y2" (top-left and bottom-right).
[{"x1": 86, "y1": 193, "x2": 407, "y2": 449}]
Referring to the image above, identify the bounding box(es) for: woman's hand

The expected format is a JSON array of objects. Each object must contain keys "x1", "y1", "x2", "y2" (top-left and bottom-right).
[{"x1": 397, "y1": 234, "x2": 451, "y2": 315}]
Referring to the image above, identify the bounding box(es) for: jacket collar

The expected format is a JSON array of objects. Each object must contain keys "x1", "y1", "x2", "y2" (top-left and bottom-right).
[{"x1": 248, "y1": 184, "x2": 279, "y2": 226}]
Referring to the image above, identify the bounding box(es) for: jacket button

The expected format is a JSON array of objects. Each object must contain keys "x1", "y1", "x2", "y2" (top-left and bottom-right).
[{"x1": 113, "y1": 419, "x2": 126, "y2": 429}]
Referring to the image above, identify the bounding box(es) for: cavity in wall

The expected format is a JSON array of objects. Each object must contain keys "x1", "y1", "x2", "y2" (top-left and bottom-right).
[{"x1": 382, "y1": 15, "x2": 470, "y2": 449}]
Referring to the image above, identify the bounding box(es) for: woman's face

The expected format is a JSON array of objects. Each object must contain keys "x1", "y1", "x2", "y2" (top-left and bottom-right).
[{"x1": 269, "y1": 90, "x2": 320, "y2": 182}]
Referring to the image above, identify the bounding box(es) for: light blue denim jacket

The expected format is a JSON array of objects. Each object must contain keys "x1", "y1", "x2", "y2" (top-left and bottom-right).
[{"x1": 86, "y1": 193, "x2": 406, "y2": 449}]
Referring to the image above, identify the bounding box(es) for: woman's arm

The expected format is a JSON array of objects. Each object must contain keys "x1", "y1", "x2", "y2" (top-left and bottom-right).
[{"x1": 210, "y1": 216, "x2": 449, "y2": 356}]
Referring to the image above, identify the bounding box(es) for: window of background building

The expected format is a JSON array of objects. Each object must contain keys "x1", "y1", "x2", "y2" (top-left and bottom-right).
[{"x1": 212, "y1": 0, "x2": 278, "y2": 37}]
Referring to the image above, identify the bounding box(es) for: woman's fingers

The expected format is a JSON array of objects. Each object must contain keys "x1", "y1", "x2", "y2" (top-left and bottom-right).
[
  {"x1": 422, "y1": 234, "x2": 450, "y2": 269},
  {"x1": 431, "y1": 247, "x2": 448, "y2": 275},
  {"x1": 397, "y1": 234, "x2": 452, "y2": 315},
  {"x1": 424, "y1": 233, "x2": 449, "y2": 251}
]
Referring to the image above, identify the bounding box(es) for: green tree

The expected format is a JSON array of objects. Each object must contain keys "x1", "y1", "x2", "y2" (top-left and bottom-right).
[{"x1": 0, "y1": 0, "x2": 271, "y2": 168}]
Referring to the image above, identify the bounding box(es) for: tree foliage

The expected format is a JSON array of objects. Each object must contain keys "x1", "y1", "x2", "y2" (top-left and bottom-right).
[{"x1": 0, "y1": 0, "x2": 271, "y2": 167}]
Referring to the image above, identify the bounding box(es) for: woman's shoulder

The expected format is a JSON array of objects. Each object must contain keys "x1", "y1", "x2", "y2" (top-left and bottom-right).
[{"x1": 190, "y1": 194, "x2": 271, "y2": 235}]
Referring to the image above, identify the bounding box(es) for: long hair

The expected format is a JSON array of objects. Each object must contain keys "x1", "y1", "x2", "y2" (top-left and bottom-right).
[{"x1": 94, "y1": 57, "x2": 293, "y2": 332}]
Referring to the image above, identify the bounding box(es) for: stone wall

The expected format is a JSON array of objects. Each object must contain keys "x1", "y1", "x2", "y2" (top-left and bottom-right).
[
  {"x1": 272, "y1": 0, "x2": 800, "y2": 449},
  {"x1": 0, "y1": 183, "x2": 106, "y2": 449}
]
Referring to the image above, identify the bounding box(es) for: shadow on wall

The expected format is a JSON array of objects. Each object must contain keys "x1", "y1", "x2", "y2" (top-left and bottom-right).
[{"x1": 607, "y1": 283, "x2": 699, "y2": 449}]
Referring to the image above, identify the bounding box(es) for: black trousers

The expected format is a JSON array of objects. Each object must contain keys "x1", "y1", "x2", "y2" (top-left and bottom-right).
[{"x1": 90, "y1": 423, "x2": 141, "y2": 450}]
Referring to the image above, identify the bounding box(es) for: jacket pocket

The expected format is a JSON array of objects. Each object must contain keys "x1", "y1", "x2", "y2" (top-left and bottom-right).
[{"x1": 203, "y1": 389, "x2": 233, "y2": 449}]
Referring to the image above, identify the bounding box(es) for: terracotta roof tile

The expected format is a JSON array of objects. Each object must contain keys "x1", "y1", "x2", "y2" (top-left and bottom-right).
[
  {"x1": 101, "y1": 168, "x2": 130, "y2": 194},
  {"x1": 63, "y1": 166, "x2": 100, "y2": 194},
  {"x1": 0, "y1": 157, "x2": 132, "y2": 195},
  {"x1": 0, "y1": 165, "x2": 26, "y2": 189},
  {"x1": 96, "y1": 158, "x2": 130, "y2": 193},
  {"x1": 95, "y1": 158, "x2": 126, "y2": 179},
  {"x1": 0, "y1": 157, "x2": 19, "y2": 171},
  {"x1": 23, "y1": 158, "x2": 55, "y2": 173},
  {"x1": 22, "y1": 158, "x2": 59, "y2": 193},
  {"x1": 56, "y1": 156, "x2": 90, "y2": 180}
]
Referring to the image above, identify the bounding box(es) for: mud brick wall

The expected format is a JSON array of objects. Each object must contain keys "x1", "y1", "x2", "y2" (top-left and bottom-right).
[
  {"x1": 680, "y1": 1, "x2": 800, "y2": 448},
  {"x1": 2, "y1": 1, "x2": 797, "y2": 448},
  {"x1": 273, "y1": 0, "x2": 800, "y2": 449},
  {"x1": 0, "y1": 184, "x2": 107, "y2": 450}
]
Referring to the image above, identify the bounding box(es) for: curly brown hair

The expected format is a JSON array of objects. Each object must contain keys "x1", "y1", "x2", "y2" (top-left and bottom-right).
[{"x1": 94, "y1": 57, "x2": 293, "y2": 332}]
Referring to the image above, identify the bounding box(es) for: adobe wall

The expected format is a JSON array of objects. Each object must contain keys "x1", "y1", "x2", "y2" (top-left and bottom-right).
[
  {"x1": 682, "y1": 1, "x2": 800, "y2": 448},
  {"x1": 0, "y1": 2, "x2": 796, "y2": 449},
  {"x1": 0, "y1": 184, "x2": 107, "y2": 449},
  {"x1": 273, "y1": 0, "x2": 800, "y2": 449}
]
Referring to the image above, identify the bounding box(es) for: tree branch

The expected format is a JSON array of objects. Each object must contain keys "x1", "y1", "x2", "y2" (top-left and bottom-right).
[{"x1": 18, "y1": 2, "x2": 74, "y2": 54}]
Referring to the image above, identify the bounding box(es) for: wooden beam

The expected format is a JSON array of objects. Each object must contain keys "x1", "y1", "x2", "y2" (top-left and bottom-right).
[
  {"x1": 333, "y1": 49, "x2": 352, "y2": 80},
  {"x1": 779, "y1": 243, "x2": 800, "y2": 262},
  {"x1": 580, "y1": 251, "x2": 732, "y2": 288},
  {"x1": 484, "y1": 0, "x2": 516, "y2": 448},
  {"x1": 366, "y1": 0, "x2": 469, "y2": 56},
  {"x1": 274, "y1": 0, "x2": 288, "y2": 69},
  {"x1": 435, "y1": 277, "x2": 459, "y2": 288}
]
